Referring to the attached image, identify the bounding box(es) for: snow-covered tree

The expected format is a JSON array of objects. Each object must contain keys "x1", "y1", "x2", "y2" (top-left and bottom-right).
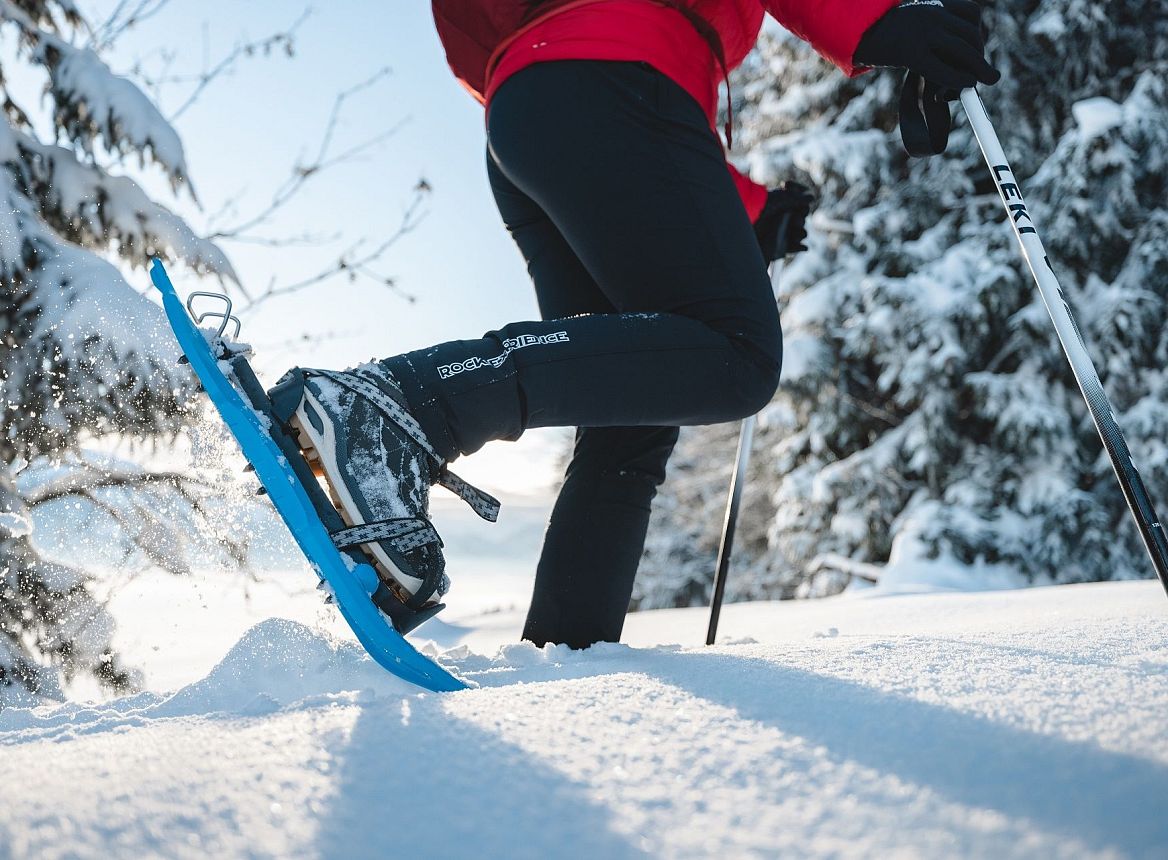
[
  {"x1": 636, "y1": 0, "x2": 1168, "y2": 608},
  {"x1": 0, "y1": 1, "x2": 233, "y2": 701}
]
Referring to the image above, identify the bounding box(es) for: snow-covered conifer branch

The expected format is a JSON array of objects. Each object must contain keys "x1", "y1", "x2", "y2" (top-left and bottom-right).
[{"x1": 2, "y1": 1, "x2": 192, "y2": 185}]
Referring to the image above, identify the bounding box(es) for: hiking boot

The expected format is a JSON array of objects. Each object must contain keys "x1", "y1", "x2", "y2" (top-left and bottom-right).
[{"x1": 268, "y1": 363, "x2": 453, "y2": 605}]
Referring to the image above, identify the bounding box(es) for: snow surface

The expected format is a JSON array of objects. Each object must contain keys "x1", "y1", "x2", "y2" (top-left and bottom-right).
[{"x1": 3, "y1": 569, "x2": 1167, "y2": 858}]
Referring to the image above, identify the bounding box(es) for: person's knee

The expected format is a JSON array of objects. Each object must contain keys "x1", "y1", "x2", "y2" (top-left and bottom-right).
[
  {"x1": 735, "y1": 367, "x2": 781, "y2": 419},
  {"x1": 728, "y1": 333, "x2": 782, "y2": 419}
]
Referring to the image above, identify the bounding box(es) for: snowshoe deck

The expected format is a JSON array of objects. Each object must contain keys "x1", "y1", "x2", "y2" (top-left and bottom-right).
[{"x1": 150, "y1": 259, "x2": 466, "y2": 693}]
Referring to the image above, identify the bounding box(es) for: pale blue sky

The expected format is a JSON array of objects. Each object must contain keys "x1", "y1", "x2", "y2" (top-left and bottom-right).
[{"x1": 82, "y1": 0, "x2": 572, "y2": 494}]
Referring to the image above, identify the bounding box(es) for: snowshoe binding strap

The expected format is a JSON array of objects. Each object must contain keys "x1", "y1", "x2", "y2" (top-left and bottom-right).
[
  {"x1": 330, "y1": 518, "x2": 443, "y2": 555},
  {"x1": 313, "y1": 369, "x2": 501, "y2": 523},
  {"x1": 899, "y1": 70, "x2": 952, "y2": 157},
  {"x1": 330, "y1": 516, "x2": 447, "y2": 607},
  {"x1": 436, "y1": 467, "x2": 500, "y2": 523}
]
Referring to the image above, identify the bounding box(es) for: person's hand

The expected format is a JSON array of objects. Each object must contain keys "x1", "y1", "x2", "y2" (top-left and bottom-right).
[
  {"x1": 854, "y1": 0, "x2": 1001, "y2": 92},
  {"x1": 755, "y1": 182, "x2": 814, "y2": 263}
]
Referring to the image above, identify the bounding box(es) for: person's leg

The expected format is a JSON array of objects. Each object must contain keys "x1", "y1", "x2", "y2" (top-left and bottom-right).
[
  {"x1": 524, "y1": 425, "x2": 679, "y2": 647},
  {"x1": 489, "y1": 153, "x2": 679, "y2": 647},
  {"x1": 380, "y1": 60, "x2": 781, "y2": 464},
  {"x1": 276, "y1": 60, "x2": 780, "y2": 621}
]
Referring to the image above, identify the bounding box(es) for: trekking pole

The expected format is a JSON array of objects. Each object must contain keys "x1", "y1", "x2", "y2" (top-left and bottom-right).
[
  {"x1": 707, "y1": 247, "x2": 786, "y2": 646},
  {"x1": 960, "y1": 87, "x2": 1168, "y2": 598},
  {"x1": 706, "y1": 411, "x2": 756, "y2": 645}
]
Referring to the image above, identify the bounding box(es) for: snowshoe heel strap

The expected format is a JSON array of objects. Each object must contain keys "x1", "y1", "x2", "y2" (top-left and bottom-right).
[
  {"x1": 267, "y1": 367, "x2": 311, "y2": 424},
  {"x1": 370, "y1": 582, "x2": 445, "y2": 633}
]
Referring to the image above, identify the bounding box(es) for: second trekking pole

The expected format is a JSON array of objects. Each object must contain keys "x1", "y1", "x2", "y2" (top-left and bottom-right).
[{"x1": 707, "y1": 241, "x2": 787, "y2": 646}]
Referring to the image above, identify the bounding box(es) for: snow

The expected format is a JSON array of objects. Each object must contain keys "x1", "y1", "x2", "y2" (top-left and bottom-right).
[
  {"x1": 38, "y1": 142, "x2": 237, "y2": 279},
  {"x1": 1073, "y1": 97, "x2": 1124, "y2": 141},
  {"x1": 0, "y1": 510, "x2": 32, "y2": 537},
  {"x1": 50, "y1": 45, "x2": 188, "y2": 181},
  {"x1": 7, "y1": 455, "x2": 1168, "y2": 858},
  {"x1": 1027, "y1": 9, "x2": 1067, "y2": 40},
  {"x1": 777, "y1": 332, "x2": 827, "y2": 381},
  {"x1": 3, "y1": 557, "x2": 1168, "y2": 858}
]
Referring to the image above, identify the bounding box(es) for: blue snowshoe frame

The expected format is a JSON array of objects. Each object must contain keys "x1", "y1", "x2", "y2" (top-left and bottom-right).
[{"x1": 151, "y1": 259, "x2": 467, "y2": 692}]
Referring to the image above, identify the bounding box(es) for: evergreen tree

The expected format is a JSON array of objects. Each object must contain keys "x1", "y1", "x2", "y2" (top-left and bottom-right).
[
  {"x1": 636, "y1": 0, "x2": 1168, "y2": 608},
  {"x1": 0, "y1": 1, "x2": 232, "y2": 702}
]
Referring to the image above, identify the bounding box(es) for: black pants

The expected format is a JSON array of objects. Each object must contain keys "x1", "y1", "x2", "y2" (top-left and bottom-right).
[{"x1": 383, "y1": 61, "x2": 782, "y2": 648}]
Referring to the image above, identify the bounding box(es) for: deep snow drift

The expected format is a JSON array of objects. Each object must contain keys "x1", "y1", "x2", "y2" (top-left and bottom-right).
[{"x1": 3, "y1": 580, "x2": 1167, "y2": 859}]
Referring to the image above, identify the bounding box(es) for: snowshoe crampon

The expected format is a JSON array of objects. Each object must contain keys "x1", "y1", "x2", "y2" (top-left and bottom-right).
[{"x1": 150, "y1": 259, "x2": 466, "y2": 692}]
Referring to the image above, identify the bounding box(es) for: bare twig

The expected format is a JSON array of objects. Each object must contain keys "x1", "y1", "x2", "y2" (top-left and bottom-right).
[
  {"x1": 91, "y1": 0, "x2": 174, "y2": 52},
  {"x1": 252, "y1": 327, "x2": 363, "y2": 353},
  {"x1": 242, "y1": 180, "x2": 427, "y2": 310},
  {"x1": 208, "y1": 67, "x2": 400, "y2": 240},
  {"x1": 822, "y1": 381, "x2": 905, "y2": 427},
  {"x1": 26, "y1": 464, "x2": 254, "y2": 573},
  {"x1": 166, "y1": 9, "x2": 311, "y2": 123},
  {"x1": 23, "y1": 468, "x2": 212, "y2": 507},
  {"x1": 168, "y1": 478, "x2": 249, "y2": 567},
  {"x1": 217, "y1": 229, "x2": 344, "y2": 249},
  {"x1": 192, "y1": 63, "x2": 425, "y2": 305},
  {"x1": 807, "y1": 552, "x2": 882, "y2": 584},
  {"x1": 75, "y1": 488, "x2": 192, "y2": 576},
  {"x1": 85, "y1": 8, "x2": 421, "y2": 307}
]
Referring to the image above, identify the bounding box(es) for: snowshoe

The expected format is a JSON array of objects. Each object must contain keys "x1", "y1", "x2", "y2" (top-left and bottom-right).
[{"x1": 149, "y1": 259, "x2": 497, "y2": 692}]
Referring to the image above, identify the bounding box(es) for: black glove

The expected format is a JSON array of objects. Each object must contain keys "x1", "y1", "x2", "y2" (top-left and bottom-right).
[
  {"x1": 854, "y1": 0, "x2": 1001, "y2": 92},
  {"x1": 754, "y1": 181, "x2": 814, "y2": 263}
]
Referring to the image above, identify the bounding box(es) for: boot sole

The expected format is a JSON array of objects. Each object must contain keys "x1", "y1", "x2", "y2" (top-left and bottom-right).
[{"x1": 288, "y1": 389, "x2": 427, "y2": 600}]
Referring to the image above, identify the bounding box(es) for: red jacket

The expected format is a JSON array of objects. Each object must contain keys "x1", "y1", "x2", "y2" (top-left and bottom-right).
[
  {"x1": 432, "y1": 0, "x2": 897, "y2": 218},
  {"x1": 433, "y1": 0, "x2": 897, "y2": 101}
]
